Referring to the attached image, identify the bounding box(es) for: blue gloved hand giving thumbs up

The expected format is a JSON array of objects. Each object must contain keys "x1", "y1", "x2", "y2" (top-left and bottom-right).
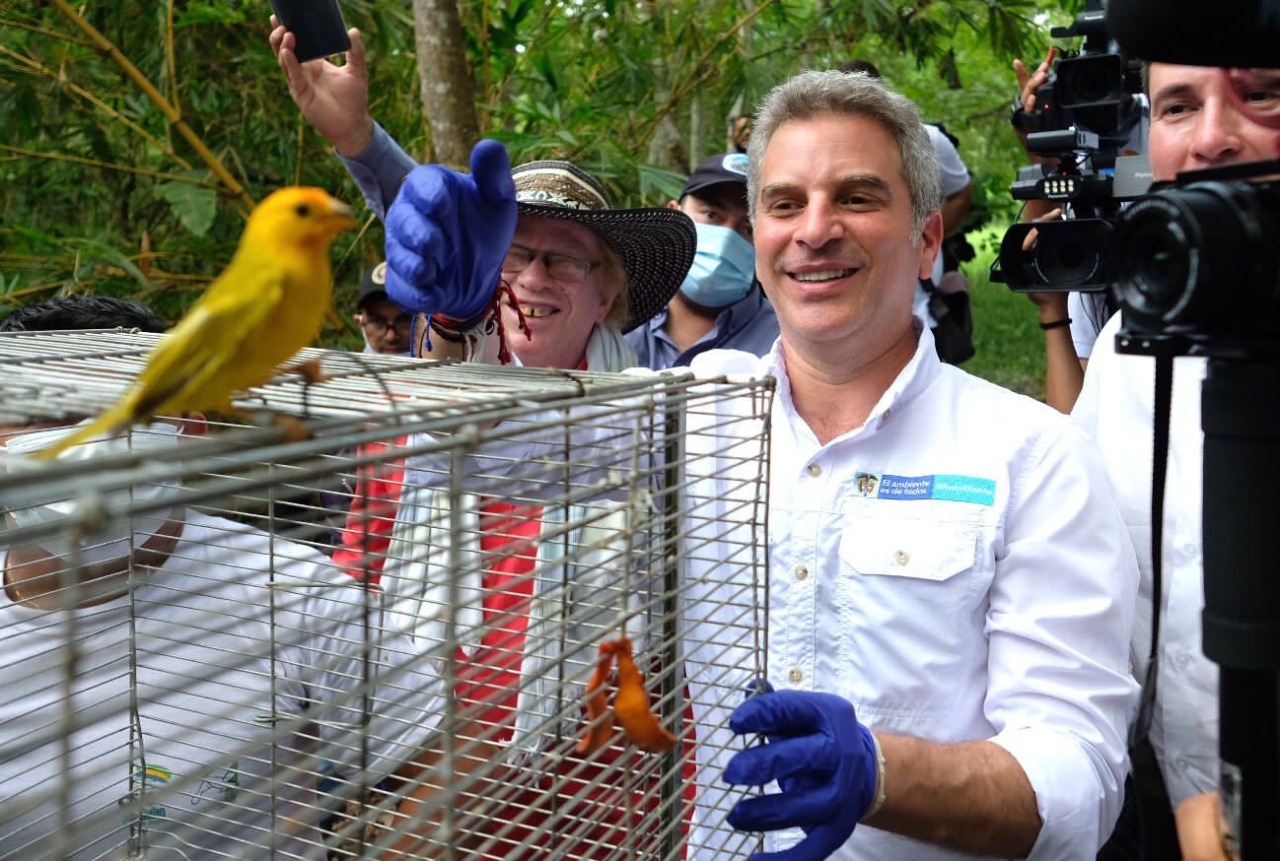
[{"x1": 384, "y1": 138, "x2": 517, "y2": 322}]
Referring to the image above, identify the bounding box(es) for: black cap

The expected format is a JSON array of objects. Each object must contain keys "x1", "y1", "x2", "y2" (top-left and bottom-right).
[
  {"x1": 681, "y1": 152, "x2": 750, "y2": 199},
  {"x1": 357, "y1": 262, "x2": 389, "y2": 309}
]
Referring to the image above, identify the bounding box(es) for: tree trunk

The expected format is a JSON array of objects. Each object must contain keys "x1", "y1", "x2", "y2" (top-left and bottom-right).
[{"x1": 411, "y1": 0, "x2": 480, "y2": 169}]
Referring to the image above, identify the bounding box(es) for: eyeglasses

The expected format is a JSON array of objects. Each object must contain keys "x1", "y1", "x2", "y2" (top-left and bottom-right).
[
  {"x1": 359, "y1": 312, "x2": 413, "y2": 340},
  {"x1": 502, "y1": 244, "x2": 596, "y2": 284}
]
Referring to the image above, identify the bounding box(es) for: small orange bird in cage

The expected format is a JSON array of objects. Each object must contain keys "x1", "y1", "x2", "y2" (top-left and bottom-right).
[
  {"x1": 577, "y1": 637, "x2": 677, "y2": 756},
  {"x1": 31, "y1": 187, "x2": 356, "y2": 461}
]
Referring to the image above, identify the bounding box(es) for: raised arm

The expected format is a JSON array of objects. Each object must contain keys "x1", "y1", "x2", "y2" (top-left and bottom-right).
[{"x1": 269, "y1": 19, "x2": 417, "y2": 218}]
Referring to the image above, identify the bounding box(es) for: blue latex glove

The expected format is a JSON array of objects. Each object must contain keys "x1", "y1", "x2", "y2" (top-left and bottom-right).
[
  {"x1": 724, "y1": 691, "x2": 879, "y2": 861},
  {"x1": 384, "y1": 138, "x2": 517, "y2": 321}
]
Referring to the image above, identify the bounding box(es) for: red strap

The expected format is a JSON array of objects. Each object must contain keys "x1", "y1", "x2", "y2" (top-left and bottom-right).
[{"x1": 334, "y1": 439, "x2": 407, "y2": 586}]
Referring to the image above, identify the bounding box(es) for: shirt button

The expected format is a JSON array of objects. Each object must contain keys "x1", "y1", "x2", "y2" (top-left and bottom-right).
[
  {"x1": 794, "y1": 565, "x2": 809, "y2": 581},
  {"x1": 788, "y1": 669, "x2": 803, "y2": 683},
  {"x1": 1175, "y1": 757, "x2": 1190, "y2": 772},
  {"x1": 1184, "y1": 543, "x2": 1200, "y2": 558},
  {"x1": 806, "y1": 464, "x2": 821, "y2": 477},
  {"x1": 1175, "y1": 652, "x2": 1191, "y2": 668},
  {"x1": 895, "y1": 550, "x2": 910, "y2": 566}
]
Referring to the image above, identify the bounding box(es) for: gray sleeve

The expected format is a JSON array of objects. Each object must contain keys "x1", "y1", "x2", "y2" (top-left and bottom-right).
[{"x1": 336, "y1": 122, "x2": 419, "y2": 221}]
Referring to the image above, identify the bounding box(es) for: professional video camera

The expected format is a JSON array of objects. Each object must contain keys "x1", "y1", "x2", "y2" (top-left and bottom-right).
[
  {"x1": 1111, "y1": 156, "x2": 1280, "y2": 861},
  {"x1": 992, "y1": 0, "x2": 1149, "y2": 293}
]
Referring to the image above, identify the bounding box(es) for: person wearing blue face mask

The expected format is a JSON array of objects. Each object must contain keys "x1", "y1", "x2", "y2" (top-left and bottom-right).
[
  {"x1": 682, "y1": 222, "x2": 755, "y2": 309},
  {"x1": 625, "y1": 152, "x2": 780, "y2": 369}
]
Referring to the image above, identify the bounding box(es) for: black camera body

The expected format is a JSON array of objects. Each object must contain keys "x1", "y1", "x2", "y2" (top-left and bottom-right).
[
  {"x1": 1112, "y1": 159, "x2": 1280, "y2": 357},
  {"x1": 999, "y1": 154, "x2": 1153, "y2": 294},
  {"x1": 1018, "y1": 19, "x2": 1145, "y2": 149},
  {"x1": 994, "y1": 5, "x2": 1147, "y2": 294}
]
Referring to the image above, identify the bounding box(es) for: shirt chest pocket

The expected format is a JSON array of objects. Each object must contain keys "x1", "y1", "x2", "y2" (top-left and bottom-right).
[{"x1": 839, "y1": 513, "x2": 981, "y2": 583}]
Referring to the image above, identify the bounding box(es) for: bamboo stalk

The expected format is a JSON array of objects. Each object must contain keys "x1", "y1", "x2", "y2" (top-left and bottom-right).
[
  {"x1": 165, "y1": 0, "x2": 179, "y2": 113},
  {"x1": 0, "y1": 143, "x2": 218, "y2": 186},
  {"x1": 0, "y1": 44, "x2": 193, "y2": 170},
  {"x1": 48, "y1": 0, "x2": 256, "y2": 211},
  {"x1": 631, "y1": 0, "x2": 778, "y2": 153},
  {"x1": 0, "y1": 16, "x2": 94, "y2": 47}
]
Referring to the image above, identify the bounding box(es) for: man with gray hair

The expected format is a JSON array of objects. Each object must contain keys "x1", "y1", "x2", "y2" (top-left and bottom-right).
[
  {"x1": 375, "y1": 69, "x2": 1141, "y2": 861},
  {"x1": 690, "y1": 68, "x2": 1138, "y2": 861}
]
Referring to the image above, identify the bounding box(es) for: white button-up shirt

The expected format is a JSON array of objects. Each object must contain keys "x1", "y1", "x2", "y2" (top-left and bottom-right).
[
  {"x1": 682, "y1": 327, "x2": 1138, "y2": 861},
  {"x1": 1073, "y1": 312, "x2": 1214, "y2": 806}
]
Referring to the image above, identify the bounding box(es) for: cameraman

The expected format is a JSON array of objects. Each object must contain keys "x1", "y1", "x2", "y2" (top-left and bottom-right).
[
  {"x1": 1073, "y1": 63, "x2": 1278, "y2": 861},
  {"x1": 1010, "y1": 49, "x2": 1147, "y2": 413}
]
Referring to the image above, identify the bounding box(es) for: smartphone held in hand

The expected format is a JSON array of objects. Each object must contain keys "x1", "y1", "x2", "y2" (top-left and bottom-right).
[{"x1": 271, "y1": 0, "x2": 351, "y2": 63}]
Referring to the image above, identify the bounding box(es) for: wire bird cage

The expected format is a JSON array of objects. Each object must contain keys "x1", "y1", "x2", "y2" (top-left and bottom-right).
[{"x1": 0, "y1": 330, "x2": 774, "y2": 861}]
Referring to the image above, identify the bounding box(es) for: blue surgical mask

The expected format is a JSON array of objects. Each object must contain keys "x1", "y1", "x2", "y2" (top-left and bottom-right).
[{"x1": 679, "y1": 223, "x2": 755, "y2": 309}]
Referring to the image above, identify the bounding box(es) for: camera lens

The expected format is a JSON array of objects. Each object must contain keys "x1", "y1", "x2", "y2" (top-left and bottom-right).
[
  {"x1": 1056, "y1": 55, "x2": 1126, "y2": 107},
  {"x1": 1033, "y1": 220, "x2": 1113, "y2": 288},
  {"x1": 1066, "y1": 62, "x2": 1117, "y2": 105},
  {"x1": 1118, "y1": 214, "x2": 1189, "y2": 311},
  {"x1": 1113, "y1": 180, "x2": 1279, "y2": 335}
]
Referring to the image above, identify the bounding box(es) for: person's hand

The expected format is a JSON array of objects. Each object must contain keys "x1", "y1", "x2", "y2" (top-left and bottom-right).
[
  {"x1": 723, "y1": 691, "x2": 880, "y2": 861},
  {"x1": 1012, "y1": 47, "x2": 1057, "y2": 160},
  {"x1": 1013, "y1": 46, "x2": 1057, "y2": 114},
  {"x1": 269, "y1": 16, "x2": 374, "y2": 158},
  {"x1": 384, "y1": 139, "x2": 517, "y2": 321},
  {"x1": 1175, "y1": 792, "x2": 1240, "y2": 861},
  {"x1": 1016, "y1": 206, "x2": 1073, "y2": 316}
]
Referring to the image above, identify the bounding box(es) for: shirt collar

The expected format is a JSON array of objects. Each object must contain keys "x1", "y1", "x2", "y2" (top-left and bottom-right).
[{"x1": 767, "y1": 315, "x2": 941, "y2": 444}]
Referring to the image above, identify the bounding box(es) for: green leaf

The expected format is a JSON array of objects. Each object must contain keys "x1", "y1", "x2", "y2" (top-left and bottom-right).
[
  {"x1": 636, "y1": 163, "x2": 687, "y2": 203},
  {"x1": 66, "y1": 238, "x2": 151, "y2": 288},
  {"x1": 159, "y1": 182, "x2": 217, "y2": 238}
]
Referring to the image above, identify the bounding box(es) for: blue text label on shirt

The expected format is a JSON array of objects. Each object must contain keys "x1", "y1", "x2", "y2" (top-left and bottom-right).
[{"x1": 857, "y1": 473, "x2": 997, "y2": 506}]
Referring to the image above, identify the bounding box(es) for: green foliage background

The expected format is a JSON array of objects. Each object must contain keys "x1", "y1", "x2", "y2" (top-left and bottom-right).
[{"x1": 1, "y1": 0, "x2": 1081, "y2": 355}]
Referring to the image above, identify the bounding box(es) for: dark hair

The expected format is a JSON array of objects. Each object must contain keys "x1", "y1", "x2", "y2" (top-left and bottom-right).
[
  {"x1": 0, "y1": 295, "x2": 167, "y2": 333},
  {"x1": 838, "y1": 59, "x2": 883, "y2": 79}
]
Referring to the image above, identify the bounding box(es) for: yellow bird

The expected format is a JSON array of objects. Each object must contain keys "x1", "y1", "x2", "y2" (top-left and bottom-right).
[{"x1": 32, "y1": 187, "x2": 357, "y2": 461}]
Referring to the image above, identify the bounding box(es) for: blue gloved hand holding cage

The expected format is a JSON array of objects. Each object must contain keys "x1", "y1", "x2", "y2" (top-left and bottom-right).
[{"x1": 724, "y1": 690, "x2": 884, "y2": 861}]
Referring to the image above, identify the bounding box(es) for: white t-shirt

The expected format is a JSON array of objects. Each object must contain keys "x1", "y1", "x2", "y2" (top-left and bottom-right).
[
  {"x1": 1069, "y1": 292, "x2": 1115, "y2": 360},
  {"x1": 0, "y1": 511, "x2": 442, "y2": 861}
]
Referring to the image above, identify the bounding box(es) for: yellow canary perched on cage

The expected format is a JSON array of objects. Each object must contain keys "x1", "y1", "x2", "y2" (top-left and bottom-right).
[{"x1": 31, "y1": 187, "x2": 356, "y2": 461}]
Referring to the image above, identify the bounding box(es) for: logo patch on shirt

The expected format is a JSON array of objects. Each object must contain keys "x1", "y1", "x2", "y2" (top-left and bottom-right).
[
  {"x1": 853, "y1": 471, "x2": 996, "y2": 506},
  {"x1": 119, "y1": 763, "x2": 173, "y2": 823}
]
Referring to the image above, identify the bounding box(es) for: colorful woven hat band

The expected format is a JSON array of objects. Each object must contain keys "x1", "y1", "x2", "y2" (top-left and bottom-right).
[{"x1": 512, "y1": 162, "x2": 611, "y2": 212}]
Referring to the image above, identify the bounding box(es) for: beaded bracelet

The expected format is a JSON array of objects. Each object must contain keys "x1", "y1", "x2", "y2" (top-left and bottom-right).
[{"x1": 427, "y1": 318, "x2": 470, "y2": 343}]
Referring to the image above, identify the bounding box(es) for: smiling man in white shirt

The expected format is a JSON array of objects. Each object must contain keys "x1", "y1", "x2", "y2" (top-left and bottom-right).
[{"x1": 668, "y1": 69, "x2": 1140, "y2": 861}]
